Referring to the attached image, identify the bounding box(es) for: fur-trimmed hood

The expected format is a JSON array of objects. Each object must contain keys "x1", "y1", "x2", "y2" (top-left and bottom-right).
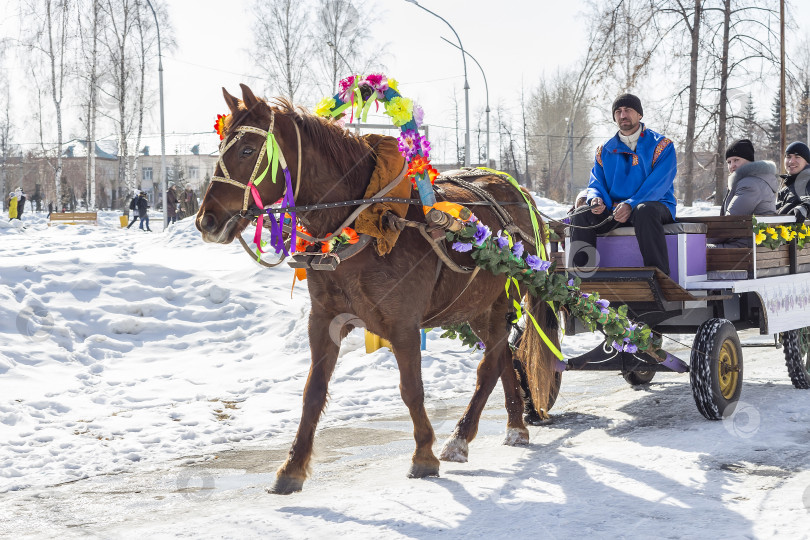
[{"x1": 728, "y1": 160, "x2": 778, "y2": 193}]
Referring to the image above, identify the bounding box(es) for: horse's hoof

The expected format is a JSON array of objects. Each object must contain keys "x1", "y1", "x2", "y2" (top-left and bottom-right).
[
  {"x1": 439, "y1": 437, "x2": 468, "y2": 463},
  {"x1": 524, "y1": 410, "x2": 553, "y2": 426},
  {"x1": 503, "y1": 427, "x2": 530, "y2": 446},
  {"x1": 267, "y1": 476, "x2": 304, "y2": 495},
  {"x1": 408, "y1": 461, "x2": 440, "y2": 478}
]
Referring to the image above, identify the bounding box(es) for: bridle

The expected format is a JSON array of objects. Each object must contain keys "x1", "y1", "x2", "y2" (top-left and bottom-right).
[{"x1": 211, "y1": 108, "x2": 302, "y2": 256}]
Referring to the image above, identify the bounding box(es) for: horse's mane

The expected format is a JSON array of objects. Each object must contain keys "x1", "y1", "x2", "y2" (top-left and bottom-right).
[{"x1": 271, "y1": 98, "x2": 376, "y2": 174}]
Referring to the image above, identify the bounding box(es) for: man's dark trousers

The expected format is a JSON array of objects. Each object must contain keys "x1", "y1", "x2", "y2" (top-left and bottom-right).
[{"x1": 570, "y1": 201, "x2": 675, "y2": 274}]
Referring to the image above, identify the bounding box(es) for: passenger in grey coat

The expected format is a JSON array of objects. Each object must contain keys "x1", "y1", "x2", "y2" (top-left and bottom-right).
[{"x1": 711, "y1": 139, "x2": 778, "y2": 248}]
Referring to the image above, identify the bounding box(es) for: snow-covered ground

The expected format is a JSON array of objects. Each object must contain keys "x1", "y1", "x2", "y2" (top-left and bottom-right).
[{"x1": 2, "y1": 207, "x2": 810, "y2": 539}]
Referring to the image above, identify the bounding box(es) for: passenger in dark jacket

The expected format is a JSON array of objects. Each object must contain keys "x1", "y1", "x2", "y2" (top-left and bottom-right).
[
  {"x1": 776, "y1": 141, "x2": 810, "y2": 223},
  {"x1": 711, "y1": 139, "x2": 778, "y2": 248}
]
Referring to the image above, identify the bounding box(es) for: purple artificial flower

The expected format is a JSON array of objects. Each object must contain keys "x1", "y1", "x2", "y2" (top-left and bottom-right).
[
  {"x1": 600, "y1": 308, "x2": 610, "y2": 315},
  {"x1": 476, "y1": 341, "x2": 486, "y2": 350},
  {"x1": 397, "y1": 130, "x2": 421, "y2": 161},
  {"x1": 567, "y1": 279, "x2": 575, "y2": 286},
  {"x1": 627, "y1": 323, "x2": 639, "y2": 332},
  {"x1": 526, "y1": 255, "x2": 552, "y2": 272},
  {"x1": 452, "y1": 241, "x2": 473, "y2": 252},
  {"x1": 512, "y1": 240, "x2": 524, "y2": 258},
  {"x1": 473, "y1": 222, "x2": 491, "y2": 246},
  {"x1": 418, "y1": 136, "x2": 431, "y2": 159},
  {"x1": 468, "y1": 214, "x2": 478, "y2": 223},
  {"x1": 624, "y1": 343, "x2": 639, "y2": 354},
  {"x1": 596, "y1": 299, "x2": 610, "y2": 309},
  {"x1": 581, "y1": 292, "x2": 590, "y2": 298},
  {"x1": 612, "y1": 340, "x2": 623, "y2": 352},
  {"x1": 495, "y1": 230, "x2": 510, "y2": 249},
  {"x1": 413, "y1": 103, "x2": 425, "y2": 127}
]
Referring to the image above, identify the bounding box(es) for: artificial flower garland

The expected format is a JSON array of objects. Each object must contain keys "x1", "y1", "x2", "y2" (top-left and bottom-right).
[
  {"x1": 444, "y1": 214, "x2": 663, "y2": 357},
  {"x1": 314, "y1": 74, "x2": 439, "y2": 193},
  {"x1": 753, "y1": 219, "x2": 810, "y2": 250}
]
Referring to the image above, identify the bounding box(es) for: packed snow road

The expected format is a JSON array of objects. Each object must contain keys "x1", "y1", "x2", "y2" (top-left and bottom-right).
[{"x1": 2, "y1": 213, "x2": 810, "y2": 538}]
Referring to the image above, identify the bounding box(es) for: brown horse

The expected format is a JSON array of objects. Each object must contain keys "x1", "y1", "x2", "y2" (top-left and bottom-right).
[{"x1": 196, "y1": 84, "x2": 559, "y2": 494}]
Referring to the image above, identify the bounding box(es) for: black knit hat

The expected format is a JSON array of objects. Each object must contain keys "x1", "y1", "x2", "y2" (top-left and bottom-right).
[
  {"x1": 612, "y1": 94, "x2": 643, "y2": 117},
  {"x1": 786, "y1": 141, "x2": 810, "y2": 164},
  {"x1": 725, "y1": 139, "x2": 755, "y2": 162}
]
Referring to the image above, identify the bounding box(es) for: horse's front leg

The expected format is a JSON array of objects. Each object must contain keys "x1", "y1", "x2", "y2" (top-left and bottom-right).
[
  {"x1": 389, "y1": 327, "x2": 440, "y2": 479},
  {"x1": 270, "y1": 313, "x2": 341, "y2": 494},
  {"x1": 440, "y1": 308, "x2": 527, "y2": 463}
]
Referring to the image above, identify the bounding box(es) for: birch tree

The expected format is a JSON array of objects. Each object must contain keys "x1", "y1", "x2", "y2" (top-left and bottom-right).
[
  {"x1": 77, "y1": 0, "x2": 101, "y2": 210},
  {"x1": 313, "y1": 0, "x2": 372, "y2": 95},
  {"x1": 251, "y1": 0, "x2": 312, "y2": 104},
  {"x1": 24, "y1": 0, "x2": 73, "y2": 208}
]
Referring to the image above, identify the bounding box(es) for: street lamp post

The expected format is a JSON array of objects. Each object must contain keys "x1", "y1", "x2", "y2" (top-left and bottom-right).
[
  {"x1": 146, "y1": 0, "x2": 167, "y2": 230},
  {"x1": 440, "y1": 36, "x2": 488, "y2": 167},
  {"x1": 405, "y1": 0, "x2": 470, "y2": 167}
]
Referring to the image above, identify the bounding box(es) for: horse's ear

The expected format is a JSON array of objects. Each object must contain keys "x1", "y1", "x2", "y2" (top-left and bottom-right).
[
  {"x1": 222, "y1": 87, "x2": 240, "y2": 114},
  {"x1": 240, "y1": 83, "x2": 259, "y2": 109}
]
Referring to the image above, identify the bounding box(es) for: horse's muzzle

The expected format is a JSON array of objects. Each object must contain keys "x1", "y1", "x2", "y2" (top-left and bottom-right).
[{"x1": 196, "y1": 211, "x2": 240, "y2": 244}]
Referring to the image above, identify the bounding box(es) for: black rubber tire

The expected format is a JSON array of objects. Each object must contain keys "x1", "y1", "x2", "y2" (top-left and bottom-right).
[
  {"x1": 782, "y1": 329, "x2": 810, "y2": 389},
  {"x1": 689, "y1": 318, "x2": 743, "y2": 420},
  {"x1": 622, "y1": 369, "x2": 656, "y2": 385}
]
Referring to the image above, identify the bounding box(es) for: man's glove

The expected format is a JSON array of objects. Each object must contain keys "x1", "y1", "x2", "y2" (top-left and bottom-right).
[{"x1": 793, "y1": 207, "x2": 807, "y2": 223}]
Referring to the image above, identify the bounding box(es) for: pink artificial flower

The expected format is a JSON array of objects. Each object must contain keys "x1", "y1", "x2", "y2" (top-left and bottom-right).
[
  {"x1": 361, "y1": 73, "x2": 388, "y2": 93},
  {"x1": 338, "y1": 75, "x2": 357, "y2": 102}
]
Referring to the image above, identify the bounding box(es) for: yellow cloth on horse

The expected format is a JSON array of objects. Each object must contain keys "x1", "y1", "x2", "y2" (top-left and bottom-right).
[{"x1": 355, "y1": 134, "x2": 410, "y2": 256}]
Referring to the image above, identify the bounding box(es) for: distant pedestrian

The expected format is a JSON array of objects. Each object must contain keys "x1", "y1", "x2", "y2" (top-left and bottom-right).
[
  {"x1": 136, "y1": 191, "x2": 152, "y2": 232},
  {"x1": 185, "y1": 185, "x2": 198, "y2": 217},
  {"x1": 126, "y1": 192, "x2": 141, "y2": 229},
  {"x1": 7, "y1": 191, "x2": 18, "y2": 220},
  {"x1": 47, "y1": 201, "x2": 53, "y2": 218},
  {"x1": 167, "y1": 184, "x2": 178, "y2": 225},
  {"x1": 17, "y1": 189, "x2": 26, "y2": 219}
]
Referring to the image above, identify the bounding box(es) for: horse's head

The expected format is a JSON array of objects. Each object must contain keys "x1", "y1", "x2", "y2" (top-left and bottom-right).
[{"x1": 196, "y1": 84, "x2": 294, "y2": 244}]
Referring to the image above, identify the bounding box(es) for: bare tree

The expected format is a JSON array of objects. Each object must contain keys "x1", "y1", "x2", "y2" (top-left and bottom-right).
[
  {"x1": 704, "y1": 0, "x2": 780, "y2": 200},
  {"x1": 0, "y1": 83, "x2": 11, "y2": 205},
  {"x1": 528, "y1": 71, "x2": 593, "y2": 201},
  {"x1": 77, "y1": 0, "x2": 102, "y2": 210},
  {"x1": 99, "y1": 0, "x2": 138, "y2": 207},
  {"x1": 313, "y1": 0, "x2": 373, "y2": 95},
  {"x1": 23, "y1": 0, "x2": 73, "y2": 209},
  {"x1": 251, "y1": 0, "x2": 311, "y2": 104}
]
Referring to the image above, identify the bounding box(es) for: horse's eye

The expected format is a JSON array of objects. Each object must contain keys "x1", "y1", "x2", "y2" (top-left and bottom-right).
[{"x1": 242, "y1": 147, "x2": 254, "y2": 156}]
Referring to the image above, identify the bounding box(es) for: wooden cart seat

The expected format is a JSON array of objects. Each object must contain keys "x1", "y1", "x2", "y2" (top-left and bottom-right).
[{"x1": 568, "y1": 267, "x2": 730, "y2": 304}]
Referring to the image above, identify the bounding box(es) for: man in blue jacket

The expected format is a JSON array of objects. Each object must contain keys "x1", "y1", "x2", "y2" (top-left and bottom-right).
[{"x1": 571, "y1": 94, "x2": 677, "y2": 274}]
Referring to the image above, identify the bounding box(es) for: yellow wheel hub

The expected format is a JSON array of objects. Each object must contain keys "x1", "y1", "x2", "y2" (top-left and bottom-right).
[{"x1": 718, "y1": 339, "x2": 740, "y2": 399}]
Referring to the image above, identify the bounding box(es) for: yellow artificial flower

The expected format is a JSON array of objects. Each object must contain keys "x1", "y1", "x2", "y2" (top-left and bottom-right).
[
  {"x1": 314, "y1": 97, "x2": 336, "y2": 117},
  {"x1": 385, "y1": 96, "x2": 413, "y2": 126},
  {"x1": 755, "y1": 231, "x2": 766, "y2": 244},
  {"x1": 780, "y1": 226, "x2": 791, "y2": 241},
  {"x1": 765, "y1": 226, "x2": 777, "y2": 239},
  {"x1": 388, "y1": 78, "x2": 399, "y2": 92}
]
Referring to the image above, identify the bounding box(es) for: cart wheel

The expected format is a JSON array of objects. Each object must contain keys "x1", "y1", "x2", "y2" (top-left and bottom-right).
[
  {"x1": 782, "y1": 328, "x2": 810, "y2": 389},
  {"x1": 622, "y1": 370, "x2": 656, "y2": 385},
  {"x1": 689, "y1": 318, "x2": 743, "y2": 420}
]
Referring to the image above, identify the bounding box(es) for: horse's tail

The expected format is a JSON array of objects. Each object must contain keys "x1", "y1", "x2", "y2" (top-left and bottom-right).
[{"x1": 517, "y1": 292, "x2": 560, "y2": 420}]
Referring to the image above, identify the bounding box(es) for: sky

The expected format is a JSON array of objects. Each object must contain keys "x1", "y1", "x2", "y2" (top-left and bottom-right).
[
  {"x1": 160, "y1": 0, "x2": 593, "y2": 154},
  {"x1": 1, "y1": 0, "x2": 809, "y2": 160}
]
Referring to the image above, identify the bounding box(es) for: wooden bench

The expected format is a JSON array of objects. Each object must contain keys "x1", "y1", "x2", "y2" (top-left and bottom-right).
[{"x1": 48, "y1": 212, "x2": 98, "y2": 226}]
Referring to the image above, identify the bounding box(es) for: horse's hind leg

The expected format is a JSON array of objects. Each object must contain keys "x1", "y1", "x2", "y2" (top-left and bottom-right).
[
  {"x1": 269, "y1": 312, "x2": 341, "y2": 494},
  {"x1": 389, "y1": 327, "x2": 440, "y2": 478},
  {"x1": 440, "y1": 307, "x2": 528, "y2": 463}
]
